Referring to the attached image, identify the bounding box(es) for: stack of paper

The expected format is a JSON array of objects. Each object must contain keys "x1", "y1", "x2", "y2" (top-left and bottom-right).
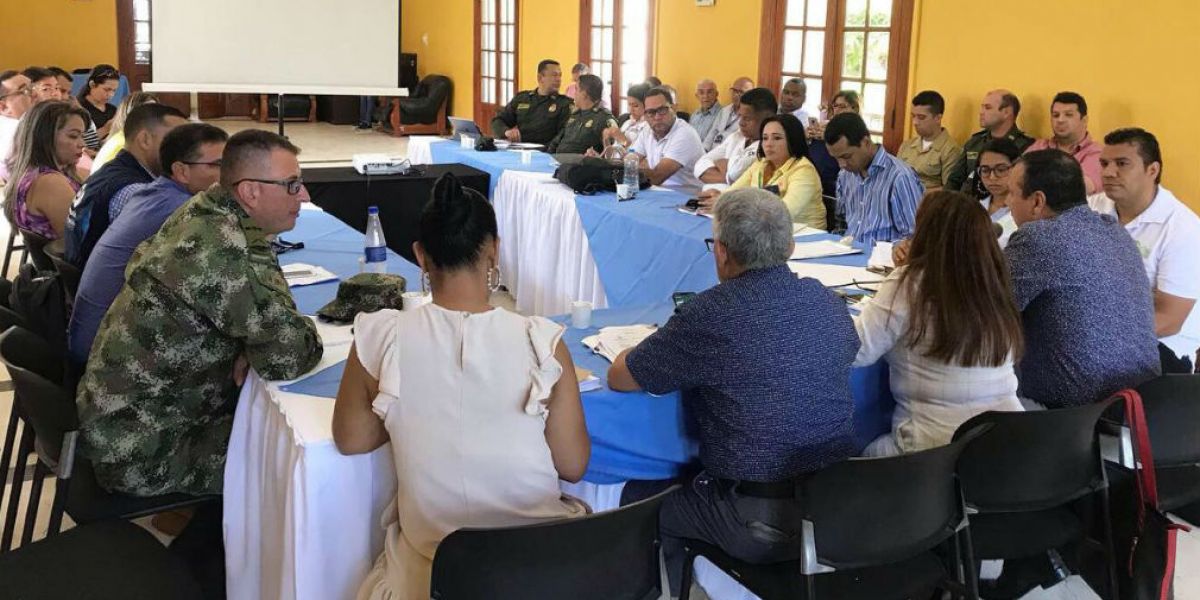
[
  {"x1": 282, "y1": 263, "x2": 338, "y2": 287},
  {"x1": 868, "y1": 242, "x2": 896, "y2": 269},
  {"x1": 789, "y1": 240, "x2": 862, "y2": 260},
  {"x1": 576, "y1": 367, "x2": 603, "y2": 393},
  {"x1": 787, "y1": 262, "x2": 881, "y2": 290},
  {"x1": 581, "y1": 324, "x2": 658, "y2": 363},
  {"x1": 792, "y1": 224, "x2": 827, "y2": 236}
]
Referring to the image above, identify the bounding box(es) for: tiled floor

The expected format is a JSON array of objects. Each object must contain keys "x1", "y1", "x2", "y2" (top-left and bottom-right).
[{"x1": 1, "y1": 122, "x2": 1197, "y2": 598}]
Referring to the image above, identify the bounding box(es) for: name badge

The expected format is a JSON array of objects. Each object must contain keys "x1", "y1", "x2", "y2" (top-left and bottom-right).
[
  {"x1": 966, "y1": 151, "x2": 979, "y2": 160},
  {"x1": 517, "y1": 103, "x2": 530, "y2": 111},
  {"x1": 549, "y1": 104, "x2": 557, "y2": 113},
  {"x1": 584, "y1": 119, "x2": 593, "y2": 128}
]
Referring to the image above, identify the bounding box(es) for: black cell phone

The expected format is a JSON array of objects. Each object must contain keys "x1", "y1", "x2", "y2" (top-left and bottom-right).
[
  {"x1": 763, "y1": 184, "x2": 781, "y2": 196},
  {"x1": 685, "y1": 197, "x2": 701, "y2": 210},
  {"x1": 672, "y1": 292, "x2": 697, "y2": 308}
]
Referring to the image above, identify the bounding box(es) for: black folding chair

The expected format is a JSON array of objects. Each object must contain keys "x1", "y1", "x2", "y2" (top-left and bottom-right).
[
  {"x1": 43, "y1": 240, "x2": 81, "y2": 309},
  {"x1": 0, "y1": 520, "x2": 203, "y2": 599},
  {"x1": 679, "y1": 427, "x2": 988, "y2": 600},
  {"x1": 430, "y1": 485, "x2": 678, "y2": 600},
  {"x1": 0, "y1": 327, "x2": 213, "y2": 551},
  {"x1": 952, "y1": 400, "x2": 1120, "y2": 599},
  {"x1": 1, "y1": 229, "x2": 26, "y2": 279},
  {"x1": 15, "y1": 228, "x2": 53, "y2": 274}
]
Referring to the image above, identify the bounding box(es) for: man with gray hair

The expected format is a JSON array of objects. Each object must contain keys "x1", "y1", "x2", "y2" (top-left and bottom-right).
[
  {"x1": 608, "y1": 187, "x2": 860, "y2": 596},
  {"x1": 688, "y1": 79, "x2": 722, "y2": 143}
]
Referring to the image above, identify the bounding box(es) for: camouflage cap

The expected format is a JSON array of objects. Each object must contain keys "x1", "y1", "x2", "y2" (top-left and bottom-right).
[{"x1": 317, "y1": 273, "x2": 407, "y2": 322}]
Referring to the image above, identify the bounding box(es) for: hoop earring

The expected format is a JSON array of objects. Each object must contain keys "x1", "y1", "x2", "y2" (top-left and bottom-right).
[
  {"x1": 487, "y1": 266, "x2": 502, "y2": 293},
  {"x1": 421, "y1": 270, "x2": 431, "y2": 294}
]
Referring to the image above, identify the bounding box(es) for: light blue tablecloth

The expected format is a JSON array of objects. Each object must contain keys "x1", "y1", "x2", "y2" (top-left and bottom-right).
[
  {"x1": 283, "y1": 209, "x2": 422, "y2": 316},
  {"x1": 429, "y1": 141, "x2": 557, "y2": 197}
]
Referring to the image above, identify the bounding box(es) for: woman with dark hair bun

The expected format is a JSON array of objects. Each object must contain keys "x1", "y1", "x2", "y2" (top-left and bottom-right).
[
  {"x1": 333, "y1": 173, "x2": 591, "y2": 600},
  {"x1": 853, "y1": 190, "x2": 1024, "y2": 457},
  {"x1": 722, "y1": 113, "x2": 824, "y2": 229}
]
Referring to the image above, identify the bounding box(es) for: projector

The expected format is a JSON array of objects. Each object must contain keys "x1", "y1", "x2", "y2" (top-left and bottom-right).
[{"x1": 352, "y1": 154, "x2": 411, "y2": 175}]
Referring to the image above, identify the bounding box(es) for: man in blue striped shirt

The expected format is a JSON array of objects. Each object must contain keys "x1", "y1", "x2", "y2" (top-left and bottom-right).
[{"x1": 825, "y1": 113, "x2": 925, "y2": 247}]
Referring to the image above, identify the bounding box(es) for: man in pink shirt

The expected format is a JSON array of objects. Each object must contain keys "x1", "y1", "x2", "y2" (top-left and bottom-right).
[{"x1": 1025, "y1": 91, "x2": 1102, "y2": 194}]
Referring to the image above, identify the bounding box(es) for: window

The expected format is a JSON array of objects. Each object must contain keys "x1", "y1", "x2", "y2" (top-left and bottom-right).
[
  {"x1": 133, "y1": 0, "x2": 151, "y2": 65},
  {"x1": 475, "y1": 0, "x2": 518, "y2": 126},
  {"x1": 759, "y1": 0, "x2": 914, "y2": 150},
  {"x1": 580, "y1": 0, "x2": 655, "y2": 115}
]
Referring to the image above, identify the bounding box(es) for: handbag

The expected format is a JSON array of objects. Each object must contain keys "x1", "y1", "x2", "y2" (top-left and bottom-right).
[
  {"x1": 1106, "y1": 389, "x2": 1190, "y2": 600},
  {"x1": 553, "y1": 157, "x2": 650, "y2": 195}
]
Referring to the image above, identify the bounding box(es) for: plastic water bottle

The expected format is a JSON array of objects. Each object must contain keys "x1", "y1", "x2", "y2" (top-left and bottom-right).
[
  {"x1": 622, "y1": 154, "x2": 639, "y2": 200},
  {"x1": 364, "y1": 206, "x2": 387, "y2": 273}
]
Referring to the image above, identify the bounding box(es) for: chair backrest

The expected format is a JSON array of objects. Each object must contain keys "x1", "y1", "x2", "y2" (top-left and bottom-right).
[
  {"x1": 429, "y1": 485, "x2": 677, "y2": 600},
  {"x1": 45, "y1": 247, "x2": 81, "y2": 304},
  {"x1": 0, "y1": 327, "x2": 76, "y2": 466},
  {"x1": 953, "y1": 400, "x2": 1114, "y2": 513},
  {"x1": 801, "y1": 427, "x2": 985, "y2": 570},
  {"x1": 18, "y1": 228, "x2": 54, "y2": 273},
  {"x1": 1135, "y1": 375, "x2": 1200, "y2": 467}
]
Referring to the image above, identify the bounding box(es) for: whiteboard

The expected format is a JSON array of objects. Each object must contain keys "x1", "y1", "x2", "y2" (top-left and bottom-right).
[{"x1": 151, "y1": 0, "x2": 401, "y2": 91}]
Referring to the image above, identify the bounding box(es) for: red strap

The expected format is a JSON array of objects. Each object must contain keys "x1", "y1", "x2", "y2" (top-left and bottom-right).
[{"x1": 1117, "y1": 389, "x2": 1160, "y2": 508}]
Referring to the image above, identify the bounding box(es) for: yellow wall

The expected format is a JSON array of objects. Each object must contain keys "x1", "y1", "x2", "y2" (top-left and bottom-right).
[
  {"x1": 403, "y1": 0, "x2": 476, "y2": 117},
  {"x1": 910, "y1": 0, "x2": 1200, "y2": 208},
  {"x1": 0, "y1": 0, "x2": 118, "y2": 70},
  {"x1": 518, "y1": 0, "x2": 580, "y2": 91},
  {"x1": 653, "y1": 0, "x2": 763, "y2": 111}
]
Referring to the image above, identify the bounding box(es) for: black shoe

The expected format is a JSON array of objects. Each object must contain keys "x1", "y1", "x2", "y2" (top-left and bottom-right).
[{"x1": 355, "y1": 122, "x2": 372, "y2": 130}]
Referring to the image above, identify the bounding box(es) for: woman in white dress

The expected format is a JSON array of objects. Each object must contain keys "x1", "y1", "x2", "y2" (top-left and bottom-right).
[
  {"x1": 854, "y1": 190, "x2": 1025, "y2": 456},
  {"x1": 333, "y1": 174, "x2": 591, "y2": 600}
]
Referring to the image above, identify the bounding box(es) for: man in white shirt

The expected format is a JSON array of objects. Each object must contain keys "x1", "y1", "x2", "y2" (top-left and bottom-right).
[
  {"x1": 629, "y1": 87, "x2": 704, "y2": 195},
  {"x1": 1088, "y1": 127, "x2": 1200, "y2": 372},
  {"x1": 702, "y1": 76, "x2": 754, "y2": 151},
  {"x1": 693, "y1": 87, "x2": 777, "y2": 191},
  {"x1": 688, "y1": 79, "x2": 722, "y2": 144},
  {"x1": 780, "y1": 78, "x2": 811, "y2": 125},
  {"x1": 0, "y1": 71, "x2": 34, "y2": 183}
]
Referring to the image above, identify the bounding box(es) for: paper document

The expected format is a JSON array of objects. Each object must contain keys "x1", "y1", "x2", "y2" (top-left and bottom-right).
[
  {"x1": 581, "y1": 324, "x2": 658, "y2": 363},
  {"x1": 576, "y1": 367, "x2": 603, "y2": 393},
  {"x1": 282, "y1": 263, "x2": 338, "y2": 287},
  {"x1": 677, "y1": 207, "x2": 714, "y2": 219},
  {"x1": 788, "y1": 262, "x2": 881, "y2": 291},
  {"x1": 789, "y1": 240, "x2": 862, "y2": 260},
  {"x1": 868, "y1": 242, "x2": 895, "y2": 269},
  {"x1": 792, "y1": 224, "x2": 827, "y2": 236}
]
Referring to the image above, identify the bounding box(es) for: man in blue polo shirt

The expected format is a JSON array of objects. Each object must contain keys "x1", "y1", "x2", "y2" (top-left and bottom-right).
[
  {"x1": 68, "y1": 123, "x2": 229, "y2": 366},
  {"x1": 608, "y1": 187, "x2": 859, "y2": 596}
]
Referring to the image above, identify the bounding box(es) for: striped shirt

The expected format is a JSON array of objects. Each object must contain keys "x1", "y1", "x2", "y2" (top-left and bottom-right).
[{"x1": 835, "y1": 146, "x2": 925, "y2": 248}]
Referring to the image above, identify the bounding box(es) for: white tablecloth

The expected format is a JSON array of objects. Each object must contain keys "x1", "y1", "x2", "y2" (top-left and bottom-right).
[
  {"x1": 404, "y1": 135, "x2": 441, "y2": 165},
  {"x1": 492, "y1": 170, "x2": 609, "y2": 316}
]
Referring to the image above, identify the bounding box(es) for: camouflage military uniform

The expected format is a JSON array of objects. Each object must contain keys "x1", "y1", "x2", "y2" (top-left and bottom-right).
[
  {"x1": 489, "y1": 90, "x2": 573, "y2": 145},
  {"x1": 547, "y1": 106, "x2": 619, "y2": 154},
  {"x1": 76, "y1": 186, "x2": 323, "y2": 497}
]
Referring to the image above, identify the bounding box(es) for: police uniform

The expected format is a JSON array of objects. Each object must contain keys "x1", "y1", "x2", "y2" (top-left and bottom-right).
[
  {"x1": 490, "y1": 90, "x2": 573, "y2": 145},
  {"x1": 76, "y1": 186, "x2": 323, "y2": 496},
  {"x1": 547, "y1": 106, "x2": 618, "y2": 154},
  {"x1": 945, "y1": 126, "x2": 1035, "y2": 198}
]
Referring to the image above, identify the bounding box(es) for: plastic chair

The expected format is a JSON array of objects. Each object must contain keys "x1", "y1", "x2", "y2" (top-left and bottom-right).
[
  {"x1": 952, "y1": 400, "x2": 1120, "y2": 598},
  {"x1": 679, "y1": 426, "x2": 988, "y2": 600},
  {"x1": 0, "y1": 327, "x2": 213, "y2": 551},
  {"x1": 1, "y1": 229, "x2": 26, "y2": 278},
  {"x1": 429, "y1": 485, "x2": 678, "y2": 600},
  {"x1": 1114, "y1": 375, "x2": 1200, "y2": 518},
  {"x1": 15, "y1": 228, "x2": 53, "y2": 274},
  {"x1": 43, "y1": 240, "x2": 80, "y2": 308},
  {"x1": 0, "y1": 520, "x2": 203, "y2": 599}
]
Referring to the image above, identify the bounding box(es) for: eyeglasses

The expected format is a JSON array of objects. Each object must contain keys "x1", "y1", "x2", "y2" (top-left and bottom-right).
[
  {"x1": 978, "y1": 164, "x2": 1013, "y2": 178},
  {"x1": 704, "y1": 238, "x2": 716, "y2": 252},
  {"x1": 831, "y1": 102, "x2": 852, "y2": 111},
  {"x1": 182, "y1": 160, "x2": 223, "y2": 168},
  {"x1": 0, "y1": 87, "x2": 31, "y2": 100},
  {"x1": 644, "y1": 106, "x2": 672, "y2": 118},
  {"x1": 236, "y1": 177, "x2": 304, "y2": 195}
]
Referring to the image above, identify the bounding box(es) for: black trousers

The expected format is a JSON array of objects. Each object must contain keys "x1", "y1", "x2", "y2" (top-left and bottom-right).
[
  {"x1": 654, "y1": 473, "x2": 803, "y2": 597},
  {"x1": 1158, "y1": 342, "x2": 1195, "y2": 374},
  {"x1": 170, "y1": 500, "x2": 226, "y2": 600}
]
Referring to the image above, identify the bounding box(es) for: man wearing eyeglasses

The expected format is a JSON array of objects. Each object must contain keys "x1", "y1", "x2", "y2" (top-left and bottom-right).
[
  {"x1": 628, "y1": 86, "x2": 704, "y2": 194},
  {"x1": 65, "y1": 103, "x2": 188, "y2": 267},
  {"x1": 0, "y1": 70, "x2": 33, "y2": 182},
  {"x1": 702, "y1": 76, "x2": 754, "y2": 151},
  {"x1": 69, "y1": 123, "x2": 229, "y2": 366},
  {"x1": 22, "y1": 67, "x2": 63, "y2": 104},
  {"x1": 77, "y1": 127, "x2": 321, "y2": 503}
]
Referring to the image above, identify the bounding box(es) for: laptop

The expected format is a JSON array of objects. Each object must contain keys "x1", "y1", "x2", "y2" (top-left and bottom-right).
[{"x1": 448, "y1": 116, "x2": 483, "y2": 140}]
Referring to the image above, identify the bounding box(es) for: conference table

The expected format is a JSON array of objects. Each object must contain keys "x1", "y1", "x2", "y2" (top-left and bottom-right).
[{"x1": 223, "y1": 202, "x2": 894, "y2": 600}]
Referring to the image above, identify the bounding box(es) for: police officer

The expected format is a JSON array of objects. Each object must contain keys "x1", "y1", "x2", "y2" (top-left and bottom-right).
[
  {"x1": 547, "y1": 74, "x2": 617, "y2": 154},
  {"x1": 490, "y1": 59, "x2": 573, "y2": 145},
  {"x1": 945, "y1": 89, "x2": 1035, "y2": 198}
]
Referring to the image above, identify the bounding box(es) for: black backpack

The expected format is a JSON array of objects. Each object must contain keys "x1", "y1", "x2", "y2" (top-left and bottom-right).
[
  {"x1": 8, "y1": 263, "x2": 67, "y2": 354},
  {"x1": 553, "y1": 157, "x2": 650, "y2": 195}
]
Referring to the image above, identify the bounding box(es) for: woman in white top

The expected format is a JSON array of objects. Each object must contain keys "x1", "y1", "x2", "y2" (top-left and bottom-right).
[
  {"x1": 604, "y1": 82, "x2": 652, "y2": 148},
  {"x1": 333, "y1": 174, "x2": 591, "y2": 600},
  {"x1": 976, "y1": 137, "x2": 1021, "y2": 248},
  {"x1": 854, "y1": 190, "x2": 1025, "y2": 456}
]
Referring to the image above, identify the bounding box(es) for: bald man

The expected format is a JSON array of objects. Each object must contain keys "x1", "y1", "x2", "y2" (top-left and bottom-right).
[
  {"x1": 689, "y1": 79, "x2": 722, "y2": 143},
  {"x1": 702, "y1": 76, "x2": 754, "y2": 151},
  {"x1": 945, "y1": 88, "x2": 1035, "y2": 197}
]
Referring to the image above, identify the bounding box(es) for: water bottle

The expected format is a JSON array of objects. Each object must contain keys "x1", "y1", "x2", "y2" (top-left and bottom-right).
[
  {"x1": 364, "y1": 206, "x2": 387, "y2": 273},
  {"x1": 621, "y1": 154, "x2": 639, "y2": 200}
]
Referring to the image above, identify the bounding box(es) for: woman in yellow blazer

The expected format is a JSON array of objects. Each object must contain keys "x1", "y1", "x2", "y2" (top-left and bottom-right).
[{"x1": 728, "y1": 114, "x2": 825, "y2": 230}]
